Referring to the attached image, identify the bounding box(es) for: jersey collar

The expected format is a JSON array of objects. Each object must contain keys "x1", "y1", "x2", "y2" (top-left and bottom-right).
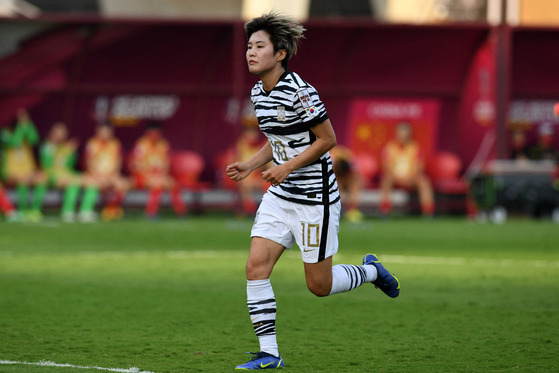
[{"x1": 262, "y1": 69, "x2": 291, "y2": 95}]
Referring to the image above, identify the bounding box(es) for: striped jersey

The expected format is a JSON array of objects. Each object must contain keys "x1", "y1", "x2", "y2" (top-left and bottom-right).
[{"x1": 250, "y1": 70, "x2": 340, "y2": 206}]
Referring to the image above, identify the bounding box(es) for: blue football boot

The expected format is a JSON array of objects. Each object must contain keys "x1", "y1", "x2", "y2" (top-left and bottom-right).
[
  {"x1": 235, "y1": 352, "x2": 284, "y2": 370},
  {"x1": 363, "y1": 254, "x2": 400, "y2": 298}
]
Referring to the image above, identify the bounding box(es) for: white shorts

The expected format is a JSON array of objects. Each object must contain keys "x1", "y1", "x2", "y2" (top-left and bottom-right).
[{"x1": 251, "y1": 192, "x2": 341, "y2": 263}]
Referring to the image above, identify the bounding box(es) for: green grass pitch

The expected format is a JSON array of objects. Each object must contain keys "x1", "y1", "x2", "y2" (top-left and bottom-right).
[{"x1": 1, "y1": 217, "x2": 558, "y2": 372}]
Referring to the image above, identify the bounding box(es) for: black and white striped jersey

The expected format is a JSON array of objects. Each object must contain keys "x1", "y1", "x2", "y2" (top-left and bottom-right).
[{"x1": 250, "y1": 70, "x2": 340, "y2": 206}]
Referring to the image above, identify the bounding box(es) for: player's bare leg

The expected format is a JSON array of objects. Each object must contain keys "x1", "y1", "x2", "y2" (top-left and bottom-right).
[
  {"x1": 380, "y1": 173, "x2": 395, "y2": 215},
  {"x1": 166, "y1": 176, "x2": 186, "y2": 216},
  {"x1": 303, "y1": 257, "x2": 333, "y2": 297},
  {"x1": 416, "y1": 174, "x2": 435, "y2": 216},
  {"x1": 246, "y1": 237, "x2": 284, "y2": 280},
  {"x1": 144, "y1": 175, "x2": 166, "y2": 218}
]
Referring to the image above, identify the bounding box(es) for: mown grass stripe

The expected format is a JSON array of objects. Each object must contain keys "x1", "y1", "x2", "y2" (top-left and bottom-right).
[
  {"x1": 3, "y1": 249, "x2": 557, "y2": 269},
  {"x1": 382, "y1": 254, "x2": 559, "y2": 268}
]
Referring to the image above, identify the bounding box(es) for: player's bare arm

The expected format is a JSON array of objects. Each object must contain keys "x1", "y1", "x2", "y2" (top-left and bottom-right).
[
  {"x1": 227, "y1": 141, "x2": 273, "y2": 182},
  {"x1": 262, "y1": 119, "x2": 337, "y2": 186}
]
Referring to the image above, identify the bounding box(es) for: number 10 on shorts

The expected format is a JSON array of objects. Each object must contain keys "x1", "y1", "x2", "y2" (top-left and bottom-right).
[{"x1": 301, "y1": 222, "x2": 320, "y2": 248}]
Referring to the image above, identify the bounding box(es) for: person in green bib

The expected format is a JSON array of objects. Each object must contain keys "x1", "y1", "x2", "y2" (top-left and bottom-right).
[
  {"x1": 39, "y1": 122, "x2": 99, "y2": 222},
  {"x1": 0, "y1": 108, "x2": 48, "y2": 221}
]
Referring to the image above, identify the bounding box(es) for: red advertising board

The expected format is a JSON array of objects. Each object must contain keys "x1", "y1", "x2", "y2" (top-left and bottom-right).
[{"x1": 347, "y1": 98, "x2": 441, "y2": 167}]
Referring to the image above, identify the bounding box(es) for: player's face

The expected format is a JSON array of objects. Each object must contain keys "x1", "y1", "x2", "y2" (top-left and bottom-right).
[
  {"x1": 246, "y1": 30, "x2": 281, "y2": 75},
  {"x1": 97, "y1": 125, "x2": 113, "y2": 140},
  {"x1": 396, "y1": 126, "x2": 412, "y2": 144},
  {"x1": 50, "y1": 123, "x2": 68, "y2": 143},
  {"x1": 146, "y1": 128, "x2": 161, "y2": 141}
]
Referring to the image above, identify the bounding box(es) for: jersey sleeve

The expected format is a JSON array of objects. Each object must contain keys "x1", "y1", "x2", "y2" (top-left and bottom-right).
[{"x1": 293, "y1": 86, "x2": 328, "y2": 128}]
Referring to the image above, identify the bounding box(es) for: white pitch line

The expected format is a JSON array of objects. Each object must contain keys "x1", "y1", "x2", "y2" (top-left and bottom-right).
[{"x1": 0, "y1": 359, "x2": 156, "y2": 373}]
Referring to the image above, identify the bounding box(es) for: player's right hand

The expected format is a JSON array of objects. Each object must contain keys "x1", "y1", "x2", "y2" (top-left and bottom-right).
[{"x1": 226, "y1": 162, "x2": 252, "y2": 182}]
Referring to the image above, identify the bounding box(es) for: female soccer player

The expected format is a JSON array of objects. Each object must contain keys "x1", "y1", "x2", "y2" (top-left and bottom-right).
[{"x1": 227, "y1": 13, "x2": 400, "y2": 370}]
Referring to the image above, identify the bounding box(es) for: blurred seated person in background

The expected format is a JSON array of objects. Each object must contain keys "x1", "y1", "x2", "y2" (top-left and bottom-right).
[
  {"x1": 234, "y1": 122, "x2": 270, "y2": 215},
  {"x1": 380, "y1": 121, "x2": 434, "y2": 217},
  {"x1": 528, "y1": 123, "x2": 558, "y2": 162},
  {"x1": 0, "y1": 181, "x2": 17, "y2": 221},
  {"x1": 84, "y1": 122, "x2": 129, "y2": 221},
  {"x1": 129, "y1": 121, "x2": 186, "y2": 218},
  {"x1": 0, "y1": 108, "x2": 47, "y2": 221},
  {"x1": 509, "y1": 129, "x2": 529, "y2": 160},
  {"x1": 330, "y1": 145, "x2": 364, "y2": 223},
  {"x1": 40, "y1": 122, "x2": 99, "y2": 222}
]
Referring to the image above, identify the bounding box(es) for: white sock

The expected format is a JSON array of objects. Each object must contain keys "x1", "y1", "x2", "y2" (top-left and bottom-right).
[
  {"x1": 246, "y1": 279, "x2": 279, "y2": 357},
  {"x1": 329, "y1": 264, "x2": 377, "y2": 295}
]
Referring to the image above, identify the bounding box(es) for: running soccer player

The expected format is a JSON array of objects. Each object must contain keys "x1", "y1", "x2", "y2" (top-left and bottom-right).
[{"x1": 226, "y1": 13, "x2": 400, "y2": 370}]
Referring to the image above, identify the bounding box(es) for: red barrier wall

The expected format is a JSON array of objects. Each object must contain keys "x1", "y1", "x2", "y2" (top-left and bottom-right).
[{"x1": 0, "y1": 17, "x2": 557, "y2": 181}]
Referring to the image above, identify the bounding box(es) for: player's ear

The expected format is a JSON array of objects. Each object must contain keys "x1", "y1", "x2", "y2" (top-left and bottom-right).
[{"x1": 276, "y1": 49, "x2": 287, "y2": 63}]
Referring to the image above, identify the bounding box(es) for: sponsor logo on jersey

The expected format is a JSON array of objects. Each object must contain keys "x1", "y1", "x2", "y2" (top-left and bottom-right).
[{"x1": 277, "y1": 106, "x2": 286, "y2": 122}]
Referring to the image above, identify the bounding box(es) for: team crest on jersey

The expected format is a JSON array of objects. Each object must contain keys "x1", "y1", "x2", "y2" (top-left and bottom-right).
[
  {"x1": 297, "y1": 89, "x2": 317, "y2": 117},
  {"x1": 277, "y1": 106, "x2": 286, "y2": 122}
]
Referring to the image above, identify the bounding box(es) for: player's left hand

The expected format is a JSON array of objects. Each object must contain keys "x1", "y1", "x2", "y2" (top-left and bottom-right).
[{"x1": 262, "y1": 164, "x2": 291, "y2": 186}]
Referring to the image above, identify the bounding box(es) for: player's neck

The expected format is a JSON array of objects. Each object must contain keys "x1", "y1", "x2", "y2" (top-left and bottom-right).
[{"x1": 260, "y1": 65, "x2": 285, "y2": 92}]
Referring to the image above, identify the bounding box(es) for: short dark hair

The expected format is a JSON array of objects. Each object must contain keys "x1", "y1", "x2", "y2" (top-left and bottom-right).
[
  {"x1": 245, "y1": 12, "x2": 305, "y2": 69},
  {"x1": 396, "y1": 121, "x2": 412, "y2": 132},
  {"x1": 146, "y1": 121, "x2": 162, "y2": 130}
]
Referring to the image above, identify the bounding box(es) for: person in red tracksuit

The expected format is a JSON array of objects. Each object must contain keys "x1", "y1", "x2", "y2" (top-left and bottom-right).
[{"x1": 129, "y1": 122, "x2": 186, "y2": 218}]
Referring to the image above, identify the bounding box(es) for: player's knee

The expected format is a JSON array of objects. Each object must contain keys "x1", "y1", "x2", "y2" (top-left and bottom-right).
[
  {"x1": 245, "y1": 261, "x2": 269, "y2": 281},
  {"x1": 307, "y1": 282, "x2": 331, "y2": 297},
  {"x1": 245, "y1": 262, "x2": 259, "y2": 280}
]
